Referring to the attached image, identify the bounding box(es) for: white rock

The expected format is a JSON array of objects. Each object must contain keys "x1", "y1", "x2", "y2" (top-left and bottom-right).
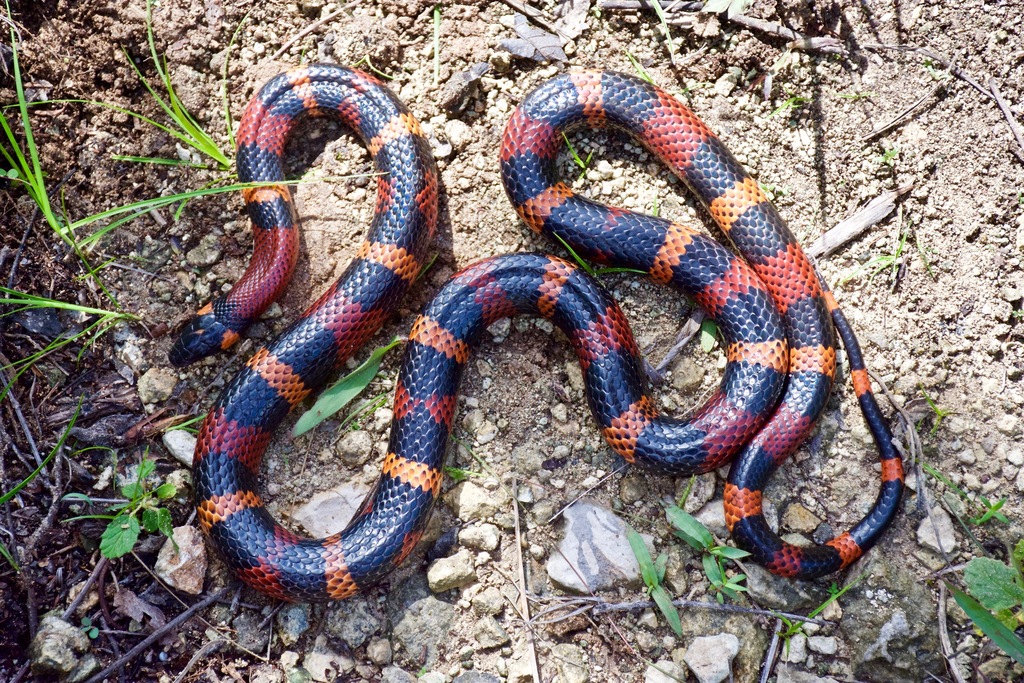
[
  {"x1": 427, "y1": 549, "x2": 477, "y2": 592},
  {"x1": 445, "y1": 480, "x2": 509, "y2": 521},
  {"x1": 458, "y1": 523, "x2": 500, "y2": 551},
  {"x1": 683, "y1": 633, "x2": 740, "y2": 683},
  {"x1": 155, "y1": 526, "x2": 207, "y2": 594},
  {"x1": 291, "y1": 482, "x2": 372, "y2": 537},
  {"x1": 162, "y1": 429, "x2": 197, "y2": 467},
  {"x1": 783, "y1": 633, "x2": 808, "y2": 663},
  {"x1": 645, "y1": 659, "x2": 686, "y2": 683},
  {"x1": 916, "y1": 507, "x2": 958, "y2": 553},
  {"x1": 138, "y1": 367, "x2": 177, "y2": 404},
  {"x1": 807, "y1": 635, "x2": 838, "y2": 655}
]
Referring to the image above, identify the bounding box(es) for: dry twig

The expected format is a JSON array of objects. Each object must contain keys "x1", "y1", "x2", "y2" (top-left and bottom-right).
[
  {"x1": 937, "y1": 582, "x2": 969, "y2": 683},
  {"x1": 805, "y1": 184, "x2": 914, "y2": 260},
  {"x1": 270, "y1": 1, "x2": 361, "y2": 60}
]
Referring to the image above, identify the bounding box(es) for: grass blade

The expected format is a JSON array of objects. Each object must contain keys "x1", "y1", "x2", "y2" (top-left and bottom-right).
[
  {"x1": 292, "y1": 337, "x2": 404, "y2": 437},
  {"x1": 948, "y1": 584, "x2": 1024, "y2": 665}
]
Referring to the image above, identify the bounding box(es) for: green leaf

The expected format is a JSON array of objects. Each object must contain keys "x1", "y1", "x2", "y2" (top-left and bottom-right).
[
  {"x1": 665, "y1": 505, "x2": 713, "y2": 550},
  {"x1": 141, "y1": 508, "x2": 160, "y2": 533},
  {"x1": 699, "y1": 319, "x2": 718, "y2": 353},
  {"x1": 100, "y1": 514, "x2": 140, "y2": 558},
  {"x1": 703, "y1": 554, "x2": 724, "y2": 585},
  {"x1": 138, "y1": 458, "x2": 156, "y2": 481},
  {"x1": 627, "y1": 528, "x2": 658, "y2": 589},
  {"x1": 1013, "y1": 540, "x2": 1024, "y2": 573},
  {"x1": 655, "y1": 552, "x2": 668, "y2": 584},
  {"x1": 155, "y1": 508, "x2": 174, "y2": 539},
  {"x1": 154, "y1": 482, "x2": 177, "y2": 500},
  {"x1": 949, "y1": 584, "x2": 1024, "y2": 665},
  {"x1": 292, "y1": 337, "x2": 403, "y2": 437},
  {"x1": 712, "y1": 545, "x2": 751, "y2": 560},
  {"x1": 963, "y1": 557, "x2": 1024, "y2": 611},
  {"x1": 62, "y1": 492, "x2": 94, "y2": 504},
  {"x1": 120, "y1": 482, "x2": 143, "y2": 500},
  {"x1": 651, "y1": 584, "x2": 683, "y2": 637}
]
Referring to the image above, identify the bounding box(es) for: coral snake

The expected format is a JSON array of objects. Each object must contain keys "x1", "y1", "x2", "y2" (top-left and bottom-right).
[{"x1": 177, "y1": 64, "x2": 903, "y2": 602}]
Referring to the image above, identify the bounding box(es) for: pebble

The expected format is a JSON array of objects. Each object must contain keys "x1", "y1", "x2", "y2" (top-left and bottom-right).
[
  {"x1": 381, "y1": 666, "x2": 417, "y2": 683},
  {"x1": 783, "y1": 633, "x2": 808, "y2": 663},
  {"x1": 303, "y1": 636, "x2": 352, "y2": 682},
  {"x1": 551, "y1": 643, "x2": 588, "y2": 683},
  {"x1": 290, "y1": 482, "x2": 372, "y2": 537},
  {"x1": 29, "y1": 614, "x2": 97, "y2": 679},
  {"x1": 459, "y1": 523, "x2": 500, "y2": 551},
  {"x1": 388, "y1": 575, "x2": 455, "y2": 667},
  {"x1": 325, "y1": 594, "x2": 384, "y2": 649},
  {"x1": 444, "y1": 119, "x2": 472, "y2": 151},
  {"x1": 427, "y1": 549, "x2": 477, "y2": 592},
  {"x1": 336, "y1": 430, "x2": 373, "y2": 466},
  {"x1": 916, "y1": 507, "x2": 958, "y2": 553},
  {"x1": 185, "y1": 234, "x2": 222, "y2": 267},
  {"x1": 367, "y1": 637, "x2": 393, "y2": 665},
  {"x1": 453, "y1": 672, "x2": 501, "y2": 683},
  {"x1": 782, "y1": 503, "x2": 821, "y2": 533},
  {"x1": 276, "y1": 604, "x2": 311, "y2": 647},
  {"x1": 445, "y1": 480, "x2": 510, "y2": 521},
  {"x1": 162, "y1": 429, "x2": 197, "y2": 467},
  {"x1": 745, "y1": 564, "x2": 826, "y2": 611},
  {"x1": 472, "y1": 586, "x2": 504, "y2": 615},
  {"x1": 137, "y1": 367, "x2": 177, "y2": 404},
  {"x1": 645, "y1": 660, "x2": 686, "y2": 683},
  {"x1": 775, "y1": 665, "x2": 840, "y2": 683},
  {"x1": 683, "y1": 633, "x2": 740, "y2": 683},
  {"x1": 472, "y1": 615, "x2": 511, "y2": 648},
  {"x1": 808, "y1": 635, "x2": 838, "y2": 655},
  {"x1": 154, "y1": 525, "x2": 207, "y2": 594},
  {"x1": 672, "y1": 356, "x2": 706, "y2": 392},
  {"x1": 546, "y1": 501, "x2": 648, "y2": 593},
  {"x1": 693, "y1": 498, "x2": 729, "y2": 538}
]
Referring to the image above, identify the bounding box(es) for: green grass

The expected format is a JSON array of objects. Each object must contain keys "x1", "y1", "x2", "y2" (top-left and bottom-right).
[
  {"x1": 666, "y1": 504, "x2": 750, "y2": 603},
  {"x1": 626, "y1": 51, "x2": 656, "y2": 85},
  {"x1": 837, "y1": 91, "x2": 876, "y2": 101},
  {"x1": 770, "y1": 95, "x2": 811, "y2": 118},
  {"x1": 627, "y1": 525, "x2": 682, "y2": 636},
  {"x1": 562, "y1": 132, "x2": 594, "y2": 183},
  {"x1": 432, "y1": 5, "x2": 441, "y2": 87},
  {"x1": 838, "y1": 229, "x2": 908, "y2": 287}
]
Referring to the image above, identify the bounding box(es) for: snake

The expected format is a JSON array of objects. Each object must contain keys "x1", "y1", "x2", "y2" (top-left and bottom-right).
[{"x1": 180, "y1": 66, "x2": 903, "y2": 602}]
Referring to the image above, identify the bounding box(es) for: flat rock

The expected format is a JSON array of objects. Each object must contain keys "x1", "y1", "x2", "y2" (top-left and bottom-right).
[
  {"x1": 551, "y1": 643, "x2": 588, "y2": 683},
  {"x1": 138, "y1": 367, "x2": 177, "y2": 404},
  {"x1": 683, "y1": 633, "x2": 740, "y2": 683},
  {"x1": 380, "y1": 666, "x2": 417, "y2": 683},
  {"x1": 276, "y1": 603, "x2": 311, "y2": 647},
  {"x1": 545, "y1": 501, "x2": 648, "y2": 593},
  {"x1": 162, "y1": 429, "x2": 197, "y2": 467},
  {"x1": 472, "y1": 615, "x2": 510, "y2": 649},
  {"x1": 324, "y1": 594, "x2": 384, "y2": 649},
  {"x1": 745, "y1": 564, "x2": 827, "y2": 611},
  {"x1": 290, "y1": 482, "x2": 372, "y2": 537},
  {"x1": 782, "y1": 503, "x2": 821, "y2": 533},
  {"x1": 445, "y1": 480, "x2": 510, "y2": 521},
  {"x1": 154, "y1": 525, "x2": 207, "y2": 594},
  {"x1": 775, "y1": 665, "x2": 839, "y2": 683},
  {"x1": 387, "y1": 574, "x2": 455, "y2": 668},
  {"x1": 427, "y1": 549, "x2": 477, "y2": 592},
  {"x1": 336, "y1": 430, "x2": 373, "y2": 466},
  {"x1": 645, "y1": 660, "x2": 686, "y2": 683},
  {"x1": 693, "y1": 498, "x2": 728, "y2": 538},
  {"x1": 916, "y1": 507, "x2": 958, "y2": 554},
  {"x1": 453, "y1": 672, "x2": 501, "y2": 683}
]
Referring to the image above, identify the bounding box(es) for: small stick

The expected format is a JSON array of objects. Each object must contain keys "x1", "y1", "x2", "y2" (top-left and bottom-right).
[
  {"x1": 62, "y1": 557, "x2": 110, "y2": 619},
  {"x1": 270, "y1": 1, "x2": 361, "y2": 61},
  {"x1": 81, "y1": 587, "x2": 232, "y2": 683},
  {"x1": 544, "y1": 465, "x2": 628, "y2": 525},
  {"x1": 988, "y1": 78, "x2": 1024, "y2": 159},
  {"x1": 860, "y1": 83, "x2": 943, "y2": 141},
  {"x1": 511, "y1": 480, "x2": 541, "y2": 683},
  {"x1": 652, "y1": 309, "x2": 705, "y2": 377},
  {"x1": 861, "y1": 43, "x2": 992, "y2": 102},
  {"x1": 805, "y1": 184, "x2": 914, "y2": 259},
  {"x1": 937, "y1": 582, "x2": 969, "y2": 683},
  {"x1": 759, "y1": 618, "x2": 783, "y2": 683},
  {"x1": 533, "y1": 594, "x2": 829, "y2": 625},
  {"x1": 498, "y1": 0, "x2": 568, "y2": 41}
]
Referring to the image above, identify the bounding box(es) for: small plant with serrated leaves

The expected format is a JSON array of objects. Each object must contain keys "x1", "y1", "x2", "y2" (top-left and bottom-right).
[
  {"x1": 949, "y1": 541, "x2": 1024, "y2": 665},
  {"x1": 627, "y1": 526, "x2": 682, "y2": 637},
  {"x1": 65, "y1": 457, "x2": 177, "y2": 558},
  {"x1": 666, "y1": 505, "x2": 750, "y2": 603}
]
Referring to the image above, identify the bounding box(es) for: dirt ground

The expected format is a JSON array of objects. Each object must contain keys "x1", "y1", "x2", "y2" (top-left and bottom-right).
[{"x1": 2, "y1": 0, "x2": 1023, "y2": 681}]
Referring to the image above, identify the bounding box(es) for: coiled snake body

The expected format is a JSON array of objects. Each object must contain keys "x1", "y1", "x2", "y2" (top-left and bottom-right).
[{"x1": 180, "y1": 65, "x2": 903, "y2": 602}]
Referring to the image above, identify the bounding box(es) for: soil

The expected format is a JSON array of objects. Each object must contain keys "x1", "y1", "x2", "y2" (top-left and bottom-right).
[{"x1": 2, "y1": 0, "x2": 1023, "y2": 681}]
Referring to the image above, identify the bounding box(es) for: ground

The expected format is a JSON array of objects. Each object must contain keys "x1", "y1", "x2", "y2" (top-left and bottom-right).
[{"x1": 1, "y1": 0, "x2": 1023, "y2": 682}]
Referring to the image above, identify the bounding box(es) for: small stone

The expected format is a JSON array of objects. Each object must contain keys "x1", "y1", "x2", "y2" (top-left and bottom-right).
[
  {"x1": 300, "y1": 0, "x2": 325, "y2": 17},
  {"x1": 154, "y1": 526, "x2": 207, "y2": 594},
  {"x1": 444, "y1": 119, "x2": 472, "y2": 151},
  {"x1": 473, "y1": 615, "x2": 511, "y2": 648},
  {"x1": 138, "y1": 367, "x2": 177, "y2": 403},
  {"x1": 276, "y1": 604, "x2": 311, "y2": 646},
  {"x1": 186, "y1": 234, "x2": 223, "y2": 267},
  {"x1": 162, "y1": 429, "x2": 197, "y2": 467},
  {"x1": 367, "y1": 637, "x2": 393, "y2": 665},
  {"x1": 671, "y1": 356, "x2": 706, "y2": 392},
  {"x1": 638, "y1": 609, "x2": 659, "y2": 629},
  {"x1": 459, "y1": 523, "x2": 500, "y2": 551},
  {"x1": 916, "y1": 507, "x2": 958, "y2": 553},
  {"x1": 336, "y1": 430, "x2": 373, "y2": 466},
  {"x1": 807, "y1": 635, "x2": 838, "y2": 655},
  {"x1": 694, "y1": 498, "x2": 728, "y2": 538},
  {"x1": 551, "y1": 643, "x2": 588, "y2": 683},
  {"x1": 472, "y1": 586, "x2": 504, "y2": 615},
  {"x1": 995, "y1": 413, "x2": 1018, "y2": 436},
  {"x1": 454, "y1": 672, "x2": 501, "y2": 683},
  {"x1": 475, "y1": 419, "x2": 498, "y2": 444},
  {"x1": 546, "y1": 501, "x2": 649, "y2": 593},
  {"x1": 303, "y1": 636, "x2": 352, "y2": 682},
  {"x1": 250, "y1": 664, "x2": 285, "y2": 683},
  {"x1": 775, "y1": 665, "x2": 839, "y2": 683},
  {"x1": 745, "y1": 564, "x2": 826, "y2": 611},
  {"x1": 507, "y1": 657, "x2": 534, "y2": 683},
  {"x1": 446, "y1": 481, "x2": 510, "y2": 521},
  {"x1": 325, "y1": 595, "x2": 385, "y2": 649},
  {"x1": 645, "y1": 660, "x2": 686, "y2": 683},
  {"x1": 381, "y1": 666, "x2": 417, "y2": 683},
  {"x1": 782, "y1": 503, "x2": 821, "y2": 533},
  {"x1": 291, "y1": 482, "x2": 372, "y2": 537},
  {"x1": 427, "y1": 549, "x2": 477, "y2": 592},
  {"x1": 714, "y1": 67, "x2": 743, "y2": 97},
  {"x1": 29, "y1": 614, "x2": 92, "y2": 677},
  {"x1": 683, "y1": 633, "x2": 740, "y2": 683},
  {"x1": 619, "y1": 475, "x2": 647, "y2": 505},
  {"x1": 783, "y1": 633, "x2": 807, "y2": 663}
]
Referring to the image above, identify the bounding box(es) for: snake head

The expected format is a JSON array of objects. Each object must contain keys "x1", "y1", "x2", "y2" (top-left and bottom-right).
[{"x1": 169, "y1": 311, "x2": 236, "y2": 367}]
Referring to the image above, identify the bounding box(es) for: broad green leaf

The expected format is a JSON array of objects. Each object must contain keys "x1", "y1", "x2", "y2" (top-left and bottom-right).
[
  {"x1": 963, "y1": 557, "x2": 1024, "y2": 611},
  {"x1": 142, "y1": 508, "x2": 160, "y2": 533},
  {"x1": 651, "y1": 584, "x2": 683, "y2": 636},
  {"x1": 120, "y1": 482, "x2": 143, "y2": 500},
  {"x1": 154, "y1": 482, "x2": 177, "y2": 500},
  {"x1": 100, "y1": 514, "x2": 140, "y2": 558},
  {"x1": 292, "y1": 338, "x2": 403, "y2": 437},
  {"x1": 156, "y1": 508, "x2": 174, "y2": 539},
  {"x1": 1013, "y1": 540, "x2": 1024, "y2": 573},
  {"x1": 665, "y1": 505, "x2": 713, "y2": 550},
  {"x1": 627, "y1": 528, "x2": 658, "y2": 589},
  {"x1": 949, "y1": 584, "x2": 1024, "y2": 665},
  {"x1": 699, "y1": 319, "x2": 718, "y2": 353},
  {"x1": 655, "y1": 552, "x2": 668, "y2": 583},
  {"x1": 138, "y1": 458, "x2": 156, "y2": 480}
]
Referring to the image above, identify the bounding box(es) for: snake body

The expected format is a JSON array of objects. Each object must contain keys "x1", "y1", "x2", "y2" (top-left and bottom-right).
[{"x1": 181, "y1": 67, "x2": 902, "y2": 602}]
